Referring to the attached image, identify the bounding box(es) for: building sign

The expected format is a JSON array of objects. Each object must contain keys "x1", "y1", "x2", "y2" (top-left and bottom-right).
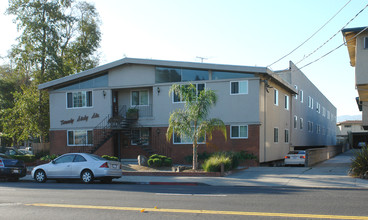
[{"x1": 60, "y1": 113, "x2": 100, "y2": 125}]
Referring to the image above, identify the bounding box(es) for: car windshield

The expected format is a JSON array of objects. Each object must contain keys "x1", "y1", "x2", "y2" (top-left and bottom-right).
[
  {"x1": 0, "y1": 154, "x2": 11, "y2": 159},
  {"x1": 88, "y1": 154, "x2": 107, "y2": 161}
]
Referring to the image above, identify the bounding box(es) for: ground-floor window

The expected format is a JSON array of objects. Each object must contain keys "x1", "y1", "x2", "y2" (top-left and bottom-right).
[
  {"x1": 173, "y1": 129, "x2": 205, "y2": 144},
  {"x1": 131, "y1": 128, "x2": 150, "y2": 145},
  {"x1": 284, "y1": 129, "x2": 289, "y2": 143},
  {"x1": 230, "y1": 125, "x2": 248, "y2": 139},
  {"x1": 274, "y1": 128, "x2": 279, "y2": 143},
  {"x1": 67, "y1": 130, "x2": 93, "y2": 146}
]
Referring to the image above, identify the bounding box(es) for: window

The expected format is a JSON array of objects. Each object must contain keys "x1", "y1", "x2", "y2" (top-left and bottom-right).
[
  {"x1": 300, "y1": 118, "x2": 303, "y2": 129},
  {"x1": 173, "y1": 83, "x2": 205, "y2": 103},
  {"x1": 300, "y1": 90, "x2": 304, "y2": 103},
  {"x1": 155, "y1": 67, "x2": 208, "y2": 83},
  {"x1": 131, "y1": 128, "x2": 149, "y2": 145},
  {"x1": 54, "y1": 155, "x2": 75, "y2": 164},
  {"x1": 173, "y1": 131, "x2": 205, "y2": 144},
  {"x1": 285, "y1": 95, "x2": 289, "y2": 110},
  {"x1": 131, "y1": 90, "x2": 149, "y2": 106},
  {"x1": 274, "y1": 89, "x2": 279, "y2": 106},
  {"x1": 308, "y1": 96, "x2": 314, "y2": 109},
  {"x1": 308, "y1": 121, "x2": 313, "y2": 132},
  {"x1": 294, "y1": 85, "x2": 298, "y2": 99},
  {"x1": 67, "y1": 130, "x2": 93, "y2": 146},
  {"x1": 74, "y1": 155, "x2": 87, "y2": 162},
  {"x1": 67, "y1": 91, "x2": 92, "y2": 108},
  {"x1": 230, "y1": 125, "x2": 248, "y2": 139},
  {"x1": 212, "y1": 71, "x2": 254, "y2": 80},
  {"x1": 316, "y1": 102, "x2": 320, "y2": 113},
  {"x1": 294, "y1": 115, "x2": 297, "y2": 129},
  {"x1": 364, "y1": 37, "x2": 368, "y2": 49},
  {"x1": 274, "y1": 128, "x2": 279, "y2": 143},
  {"x1": 285, "y1": 129, "x2": 289, "y2": 143},
  {"x1": 230, "y1": 81, "x2": 248, "y2": 95}
]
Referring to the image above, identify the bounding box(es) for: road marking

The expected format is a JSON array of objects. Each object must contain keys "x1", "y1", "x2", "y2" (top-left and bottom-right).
[
  {"x1": 26, "y1": 203, "x2": 368, "y2": 219},
  {"x1": 155, "y1": 193, "x2": 227, "y2": 197}
]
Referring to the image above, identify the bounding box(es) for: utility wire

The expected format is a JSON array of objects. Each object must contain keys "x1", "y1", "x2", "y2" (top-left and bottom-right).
[
  {"x1": 267, "y1": 0, "x2": 352, "y2": 68},
  {"x1": 299, "y1": 26, "x2": 368, "y2": 69},
  {"x1": 296, "y1": 2, "x2": 368, "y2": 65}
]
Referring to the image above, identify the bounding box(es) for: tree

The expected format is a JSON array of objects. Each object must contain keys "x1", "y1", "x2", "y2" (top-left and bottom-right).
[
  {"x1": 1, "y1": 0, "x2": 101, "y2": 145},
  {"x1": 166, "y1": 84, "x2": 227, "y2": 170}
]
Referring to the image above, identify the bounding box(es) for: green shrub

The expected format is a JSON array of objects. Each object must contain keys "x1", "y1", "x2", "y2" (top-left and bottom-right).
[
  {"x1": 148, "y1": 158, "x2": 162, "y2": 167},
  {"x1": 34, "y1": 151, "x2": 50, "y2": 159},
  {"x1": 102, "y1": 155, "x2": 119, "y2": 161},
  {"x1": 40, "y1": 154, "x2": 58, "y2": 162},
  {"x1": 350, "y1": 147, "x2": 368, "y2": 178},
  {"x1": 147, "y1": 154, "x2": 172, "y2": 167},
  {"x1": 11, "y1": 155, "x2": 36, "y2": 163},
  {"x1": 202, "y1": 155, "x2": 232, "y2": 172}
]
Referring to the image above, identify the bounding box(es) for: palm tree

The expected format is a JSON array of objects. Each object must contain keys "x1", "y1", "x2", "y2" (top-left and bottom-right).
[{"x1": 166, "y1": 83, "x2": 227, "y2": 170}]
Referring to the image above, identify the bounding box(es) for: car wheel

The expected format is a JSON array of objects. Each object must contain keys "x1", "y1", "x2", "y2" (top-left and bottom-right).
[
  {"x1": 101, "y1": 177, "x2": 112, "y2": 184},
  {"x1": 81, "y1": 170, "x2": 94, "y2": 183},
  {"x1": 34, "y1": 170, "x2": 47, "y2": 183}
]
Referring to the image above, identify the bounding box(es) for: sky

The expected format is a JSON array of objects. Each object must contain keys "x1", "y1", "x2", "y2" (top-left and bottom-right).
[{"x1": 0, "y1": 0, "x2": 367, "y2": 119}]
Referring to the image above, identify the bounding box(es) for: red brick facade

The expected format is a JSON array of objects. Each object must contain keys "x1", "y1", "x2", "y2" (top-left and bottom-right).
[{"x1": 49, "y1": 124, "x2": 260, "y2": 165}]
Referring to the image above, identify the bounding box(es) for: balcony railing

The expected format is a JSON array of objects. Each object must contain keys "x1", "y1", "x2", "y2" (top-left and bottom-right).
[{"x1": 120, "y1": 105, "x2": 153, "y2": 118}]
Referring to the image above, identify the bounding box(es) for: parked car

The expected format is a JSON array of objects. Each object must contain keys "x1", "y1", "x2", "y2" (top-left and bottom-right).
[
  {"x1": 31, "y1": 153, "x2": 122, "y2": 183},
  {"x1": 284, "y1": 151, "x2": 306, "y2": 166},
  {"x1": 0, "y1": 147, "x2": 26, "y2": 156},
  {"x1": 357, "y1": 142, "x2": 367, "y2": 148},
  {"x1": 0, "y1": 153, "x2": 27, "y2": 181},
  {"x1": 18, "y1": 149, "x2": 33, "y2": 155}
]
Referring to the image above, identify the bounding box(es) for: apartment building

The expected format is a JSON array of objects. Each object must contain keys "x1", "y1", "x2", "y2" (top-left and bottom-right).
[
  {"x1": 38, "y1": 58, "x2": 336, "y2": 164},
  {"x1": 342, "y1": 27, "x2": 368, "y2": 129}
]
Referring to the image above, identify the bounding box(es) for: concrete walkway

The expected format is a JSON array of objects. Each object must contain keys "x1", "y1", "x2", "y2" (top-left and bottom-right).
[{"x1": 22, "y1": 150, "x2": 368, "y2": 188}]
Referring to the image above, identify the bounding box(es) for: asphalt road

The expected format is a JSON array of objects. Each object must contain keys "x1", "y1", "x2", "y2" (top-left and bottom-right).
[{"x1": 1, "y1": 181, "x2": 368, "y2": 219}]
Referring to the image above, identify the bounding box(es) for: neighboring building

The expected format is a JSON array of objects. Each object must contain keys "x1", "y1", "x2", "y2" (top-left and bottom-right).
[
  {"x1": 336, "y1": 120, "x2": 368, "y2": 148},
  {"x1": 342, "y1": 27, "x2": 368, "y2": 129},
  {"x1": 38, "y1": 58, "x2": 336, "y2": 164}
]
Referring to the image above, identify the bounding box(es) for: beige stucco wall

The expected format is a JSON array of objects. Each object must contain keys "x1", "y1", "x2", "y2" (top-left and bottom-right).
[
  {"x1": 355, "y1": 33, "x2": 368, "y2": 86},
  {"x1": 259, "y1": 79, "x2": 292, "y2": 163}
]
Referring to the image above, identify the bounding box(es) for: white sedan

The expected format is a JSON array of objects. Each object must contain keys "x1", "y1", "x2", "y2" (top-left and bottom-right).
[
  {"x1": 32, "y1": 153, "x2": 122, "y2": 183},
  {"x1": 284, "y1": 151, "x2": 306, "y2": 166}
]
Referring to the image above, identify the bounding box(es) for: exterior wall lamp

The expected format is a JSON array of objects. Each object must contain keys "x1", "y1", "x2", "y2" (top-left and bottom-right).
[
  {"x1": 103, "y1": 90, "x2": 106, "y2": 98},
  {"x1": 157, "y1": 87, "x2": 160, "y2": 95}
]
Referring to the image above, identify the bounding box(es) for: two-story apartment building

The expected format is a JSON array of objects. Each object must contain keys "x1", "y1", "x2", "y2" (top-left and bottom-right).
[
  {"x1": 342, "y1": 27, "x2": 368, "y2": 129},
  {"x1": 337, "y1": 120, "x2": 368, "y2": 148},
  {"x1": 38, "y1": 58, "x2": 336, "y2": 164}
]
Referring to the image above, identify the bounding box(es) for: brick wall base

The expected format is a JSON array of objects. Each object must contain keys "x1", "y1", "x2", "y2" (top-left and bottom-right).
[{"x1": 49, "y1": 125, "x2": 260, "y2": 166}]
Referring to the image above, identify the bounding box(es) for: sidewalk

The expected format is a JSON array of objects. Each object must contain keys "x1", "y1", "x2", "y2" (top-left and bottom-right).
[{"x1": 21, "y1": 150, "x2": 368, "y2": 188}]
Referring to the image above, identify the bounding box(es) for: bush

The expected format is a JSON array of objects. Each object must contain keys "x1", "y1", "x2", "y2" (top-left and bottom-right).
[
  {"x1": 11, "y1": 155, "x2": 36, "y2": 163},
  {"x1": 202, "y1": 155, "x2": 232, "y2": 172},
  {"x1": 102, "y1": 155, "x2": 119, "y2": 161},
  {"x1": 40, "y1": 154, "x2": 58, "y2": 162},
  {"x1": 350, "y1": 147, "x2": 368, "y2": 178},
  {"x1": 147, "y1": 154, "x2": 172, "y2": 167}
]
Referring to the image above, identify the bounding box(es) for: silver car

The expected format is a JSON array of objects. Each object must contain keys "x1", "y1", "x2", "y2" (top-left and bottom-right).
[{"x1": 31, "y1": 153, "x2": 122, "y2": 183}]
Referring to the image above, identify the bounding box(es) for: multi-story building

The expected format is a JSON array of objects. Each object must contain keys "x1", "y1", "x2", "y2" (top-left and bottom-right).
[
  {"x1": 336, "y1": 120, "x2": 368, "y2": 148},
  {"x1": 38, "y1": 58, "x2": 336, "y2": 164},
  {"x1": 342, "y1": 27, "x2": 368, "y2": 129}
]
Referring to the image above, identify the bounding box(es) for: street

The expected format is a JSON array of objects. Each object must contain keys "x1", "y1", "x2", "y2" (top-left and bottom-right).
[{"x1": 1, "y1": 181, "x2": 368, "y2": 219}]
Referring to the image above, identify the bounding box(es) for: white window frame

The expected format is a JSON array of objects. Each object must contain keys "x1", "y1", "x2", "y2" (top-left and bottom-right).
[
  {"x1": 294, "y1": 85, "x2": 298, "y2": 99},
  {"x1": 274, "y1": 127, "x2": 279, "y2": 143},
  {"x1": 316, "y1": 102, "x2": 321, "y2": 113},
  {"x1": 67, "y1": 130, "x2": 93, "y2": 146},
  {"x1": 300, "y1": 90, "x2": 304, "y2": 103},
  {"x1": 294, "y1": 115, "x2": 297, "y2": 129},
  {"x1": 284, "y1": 95, "x2": 289, "y2": 110},
  {"x1": 66, "y1": 91, "x2": 93, "y2": 109},
  {"x1": 230, "y1": 80, "x2": 248, "y2": 95},
  {"x1": 131, "y1": 128, "x2": 149, "y2": 145},
  {"x1": 274, "y1": 89, "x2": 279, "y2": 106},
  {"x1": 131, "y1": 89, "x2": 149, "y2": 106},
  {"x1": 284, "y1": 129, "x2": 289, "y2": 143},
  {"x1": 173, "y1": 129, "x2": 205, "y2": 144},
  {"x1": 173, "y1": 83, "x2": 206, "y2": 103},
  {"x1": 230, "y1": 125, "x2": 248, "y2": 139},
  {"x1": 300, "y1": 118, "x2": 304, "y2": 130},
  {"x1": 364, "y1": 37, "x2": 368, "y2": 49},
  {"x1": 308, "y1": 96, "x2": 313, "y2": 109}
]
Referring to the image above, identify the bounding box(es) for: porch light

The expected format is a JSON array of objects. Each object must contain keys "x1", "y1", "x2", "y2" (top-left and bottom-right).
[{"x1": 157, "y1": 87, "x2": 160, "y2": 95}]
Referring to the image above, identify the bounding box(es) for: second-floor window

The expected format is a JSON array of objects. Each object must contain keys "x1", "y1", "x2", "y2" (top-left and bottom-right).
[
  {"x1": 67, "y1": 91, "x2": 92, "y2": 108},
  {"x1": 173, "y1": 83, "x2": 205, "y2": 103},
  {"x1": 230, "y1": 80, "x2": 248, "y2": 95},
  {"x1": 364, "y1": 37, "x2": 368, "y2": 49},
  {"x1": 274, "y1": 89, "x2": 279, "y2": 106},
  {"x1": 285, "y1": 95, "x2": 289, "y2": 110},
  {"x1": 131, "y1": 90, "x2": 149, "y2": 106}
]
